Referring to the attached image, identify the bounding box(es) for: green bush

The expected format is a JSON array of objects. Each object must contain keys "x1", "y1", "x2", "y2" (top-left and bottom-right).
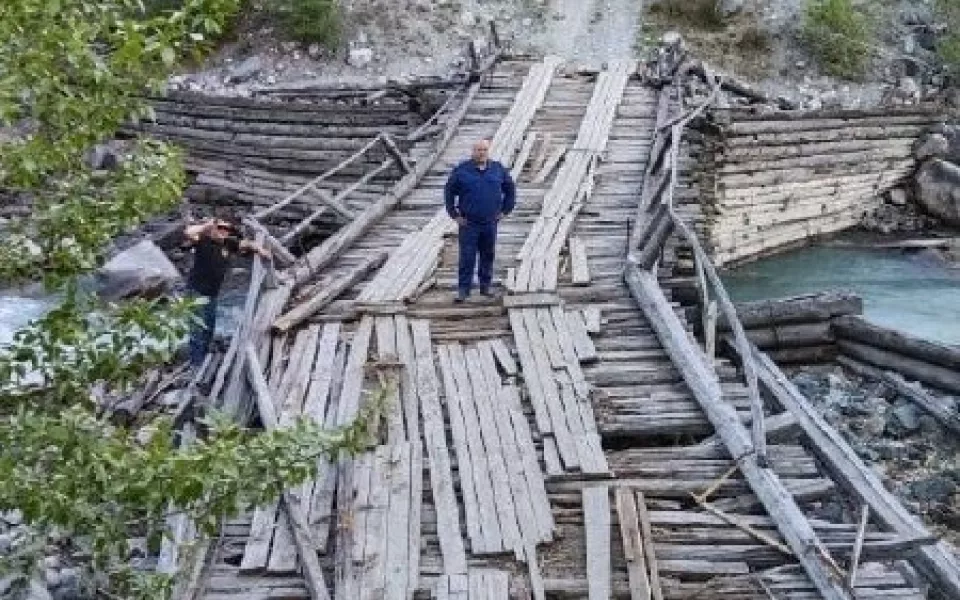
[
  {"x1": 802, "y1": 0, "x2": 873, "y2": 79},
  {"x1": 274, "y1": 0, "x2": 342, "y2": 49},
  {"x1": 648, "y1": 0, "x2": 725, "y2": 31},
  {"x1": 936, "y1": 0, "x2": 960, "y2": 73}
]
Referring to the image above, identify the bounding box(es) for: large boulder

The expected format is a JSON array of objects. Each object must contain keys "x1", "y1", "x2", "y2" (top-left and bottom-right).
[
  {"x1": 915, "y1": 159, "x2": 960, "y2": 227},
  {"x1": 95, "y1": 240, "x2": 181, "y2": 300},
  {"x1": 929, "y1": 123, "x2": 960, "y2": 163}
]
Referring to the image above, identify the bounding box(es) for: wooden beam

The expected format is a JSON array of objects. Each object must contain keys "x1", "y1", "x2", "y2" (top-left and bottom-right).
[{"x1": 273, "y1": 251, "x2": 388, "y2": 333}]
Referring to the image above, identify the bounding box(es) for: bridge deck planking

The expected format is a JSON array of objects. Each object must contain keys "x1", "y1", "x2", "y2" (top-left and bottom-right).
[{"x1": 182, "y1": 61, "x2": 929, "y2": 600}]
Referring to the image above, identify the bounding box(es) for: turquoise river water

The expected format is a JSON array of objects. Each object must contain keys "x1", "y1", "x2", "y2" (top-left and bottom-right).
[{"x1": 722, "y1": 244, "x2": 960, "y2": 346}]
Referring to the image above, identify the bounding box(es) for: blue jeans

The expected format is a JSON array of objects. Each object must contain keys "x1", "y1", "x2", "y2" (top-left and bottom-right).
[
  {"x1": 188, "y1": 292, "x2": 217, "y2": 367},
  {"x1": 457, "y1": 221, "x2": 497, "y2": 295}
]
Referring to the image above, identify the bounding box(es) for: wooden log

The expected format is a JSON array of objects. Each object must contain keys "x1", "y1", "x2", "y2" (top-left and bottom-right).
[
  {"x1": 766, "y1": 344, "x2": 839, "y2": 365},
  {"x1": 832, "y1": 315, "x2": 960, "y2": 371},
  {"x1": 837, "y1": 339, "x2": 960, "y2": 394},
  {"x1": 625, "y1": 266, "x2": 852, "y2": 600},
  {"x1": 837, "y1": 356, "x2": 960, "y2": 435},
  {"x1": 726, "y1": 292, "x2": 863, "y2": 329},
  {"x1": 279, "y1": 159, "x2": 394, "y2": 246},
  {"x1": 273, "y1": 251, "x2": 388, "y2": 333},
  {"x1": 747, "y1": 346, "x2": 960, "y2": 598}
]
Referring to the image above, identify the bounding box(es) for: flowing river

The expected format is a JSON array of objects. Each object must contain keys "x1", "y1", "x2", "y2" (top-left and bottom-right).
[{"x1": 722, "y1": 243, "x2": 960, "y2": 346}]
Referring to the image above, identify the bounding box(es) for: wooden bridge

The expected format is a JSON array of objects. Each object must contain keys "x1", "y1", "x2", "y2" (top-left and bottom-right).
[{"x1": 157, "y1": 53, "x2": 960, "y2": 600}]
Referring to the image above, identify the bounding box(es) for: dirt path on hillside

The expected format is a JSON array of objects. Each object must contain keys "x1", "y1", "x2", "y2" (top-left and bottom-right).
[{"x1": 528, "y1": 0, "x2": 641, "y2": 66}]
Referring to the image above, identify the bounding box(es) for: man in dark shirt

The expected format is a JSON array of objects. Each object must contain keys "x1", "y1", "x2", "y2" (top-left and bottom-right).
[
  {"x1": 444, "y1": 139, "x2": 517, "y2": 303},
  {"x1": 183, "y1": 217, "x2": 270, "y2": 366}
]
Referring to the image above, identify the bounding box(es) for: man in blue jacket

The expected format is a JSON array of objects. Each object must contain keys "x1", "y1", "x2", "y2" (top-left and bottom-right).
[{"x1": 445, "y1": 139, "x2": 517, "y2": 303}]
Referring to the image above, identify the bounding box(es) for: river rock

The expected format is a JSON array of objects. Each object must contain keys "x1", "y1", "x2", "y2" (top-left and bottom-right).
[
  {"x1": 910, "y1": 475, "x2": 957, "y2": 504},
  {"x1": 930, "y1": 123, "x2": 960, "y2": 162},
  {"x1": 84, "y1": 144, "x2": 120, "y2": 171},
  {"x1": 95, "y1": 240, "x2": 181, "y2": 301},
  {"x1": 887, "y1": 187, "x2": 909, "y2": 206},
  {"x1": 227, "y1": 56, "x2": 262, "y2": 83},
  {"x1": 717, "y1": 0, "x2": 746, "y2": 18},
  {"x1": 914, "y1": 133, "x2": 949, "y2": 160},
  {"x1": 347, "y1": 47, "x2": 374, "y2": 68},
  {"x1": 27, "y1": 579, "x2": 52, "y2": 600},
  {"x1": 915, "y1": 158, "x2": 960, "y2": 226},
  {"x1": 889, "y1": 403, "x2": 921, "y2": 434}
]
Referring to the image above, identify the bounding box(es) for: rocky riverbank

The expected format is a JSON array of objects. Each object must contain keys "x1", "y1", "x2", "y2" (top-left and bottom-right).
[{"x1": 790, "y1": 366, "x2": 960, "y2": 546}]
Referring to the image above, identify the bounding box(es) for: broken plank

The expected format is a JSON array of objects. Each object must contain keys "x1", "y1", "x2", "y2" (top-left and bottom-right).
[
  {"x1": 615, "y1": 488, "x2": 652, "y2": 600},
  {"x1": 568, "y1": 236, "x2": 591, "y2": 285}
]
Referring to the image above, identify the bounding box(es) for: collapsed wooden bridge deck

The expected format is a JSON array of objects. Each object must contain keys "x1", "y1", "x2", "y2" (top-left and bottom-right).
[{"x1": 162, "y1": 57, "x2": 960, "y2": 600}]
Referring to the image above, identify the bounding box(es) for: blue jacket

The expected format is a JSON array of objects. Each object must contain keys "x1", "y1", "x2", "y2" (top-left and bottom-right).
[{"x1": 444, "y1": 159, "x2": 516, "y2": 224}]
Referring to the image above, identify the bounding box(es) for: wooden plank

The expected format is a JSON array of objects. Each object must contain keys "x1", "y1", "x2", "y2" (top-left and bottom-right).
[
  {"x1": 487, "y1": 338, "x2": 518, "y2": 376},
  {"x1": 532, "y1": 144, "x2": 567, "y2": 184},
  {"x1": 511, "y1": 132, "x2": 538, "y2": 180},
  {"x1": 383, "y1": 444, "x2": 412, "y2": 600},
  {"x1": 273, "y1": 251, "x2": 388, "y2": 333},
  {"x1": 481, "y1": 347, "x2": 544, "y2": 554},
  {"x1": 615, "y1": 488, "x2": 652, "y2": 600},
  {"x1": 375, "y1": 316, "x2": 405, "y2": 445},
  {"x1": 436, "y1": 344, "x2": 484, "y2": 555},
  {"x1": 565, "y1": 310, "x2": 598, "y2": 363},
  {"x1": 502, "y1": 292, "x2": 561, "y2": 309},
  {"x1": 407, "y1": 444, "x2": 423, "y2": 596},
  {"x1": 411, "y1": 321, "x2": 468, "y2": 574},
  {"x1": 584, "y1": 307, "x2": 602, "y2": 335},
  {"x1": 395, "y1": 314, "x2": 421, "y2": 450},
  {"x1": 307, "y1": 343, "x2": 346, "y2": 552},
  {"x1": 519, "y1": 309, "x2": 580, "y2": 470},
  {"x1": 502, "y1": 386, "x2": 554, "y2": 541},
  {"x1": 337, "y1": 316, "x2": 375, "y2": 426},
  {"x1": 536, "y1": 307, "x2": 566, "y2": 369},
  {"x1": 507, "y1": 310, "x2": 552, "y2": 435},
  {"x1": 240, "y1": 502, "x2": 278, "y2": 573},
  {"x1": 569, "y1": 236, "x2": 591, "y2": 285},
  {"x1": 583, "y1": 487, "x2": 612, "y2": 600},
  {"x1": 635, "y1": 492, "x2": 664, "y2": 600},
  {"x1": 465, "y1": 345, "x2": 522, "y2": 559},
  {"x1": 542, "y1": 435, "x2": 563, "y2": 477}
]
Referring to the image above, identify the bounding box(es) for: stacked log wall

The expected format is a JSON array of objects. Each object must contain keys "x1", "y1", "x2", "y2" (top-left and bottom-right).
[
  {"x1": 129, "y1": 91, "x2": 426, "y2": 227},
  {"x1": 712, "y1": 291, "x2": 863, "y2": 365},
  {"x1": 695, "y1": 105, "x2": 946, "y2": 267}
]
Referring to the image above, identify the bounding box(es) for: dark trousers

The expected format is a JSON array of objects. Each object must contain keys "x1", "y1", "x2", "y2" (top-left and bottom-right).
[
  {"x1": 457, "y1": 221, "x2": 497, "y2": 295},
  {"x1": 188, "y1": 292, "x2": 217, "y2": 367}
]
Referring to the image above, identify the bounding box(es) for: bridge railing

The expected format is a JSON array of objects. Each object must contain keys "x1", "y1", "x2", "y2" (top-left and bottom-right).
[{"x1": 626, "y1": 59, "x2": 770, "y2": 465}]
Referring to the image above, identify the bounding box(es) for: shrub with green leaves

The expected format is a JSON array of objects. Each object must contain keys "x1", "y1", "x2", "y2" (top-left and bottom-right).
[
  {"x1": 0, "y1": 1, "x2": 373, "y2": 598},
  {"x1": 802, "y1": 0, "x2": 873, "y2": 79},
  {"x1": 274, "y1": 0, "x2": 342, "y2": 49},
  {"x1": 936, "y1": 0, "x2": 960, "y2": 73}
]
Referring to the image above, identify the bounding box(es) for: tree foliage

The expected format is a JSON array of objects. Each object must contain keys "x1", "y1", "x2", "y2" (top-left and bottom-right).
[
  {"x1": 802, "y1": 0, "x2": 873, "y2": 79},
  {"x1": 0, "y1": 2, "x2": 376, "y2": 598},
  {"x1": 936, "y1": 0, "x2": 960, "y2": 74}
]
